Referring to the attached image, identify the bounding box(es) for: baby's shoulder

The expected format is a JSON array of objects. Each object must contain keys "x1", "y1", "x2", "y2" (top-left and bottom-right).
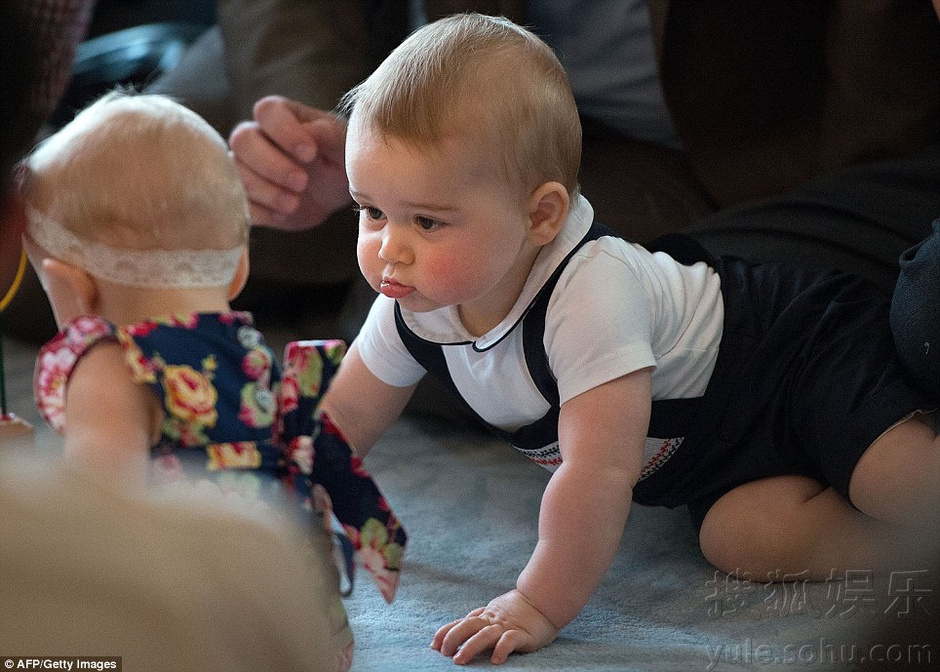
[
  {"x1": 35, "y1": 315, "x2": 119, "y2": 432},
  {"x1": 38, "y1": 315, "x2": 118, "y2": 368},
  {"x1": 551, "y1": 236, "x2": 652, "y2": 303}
]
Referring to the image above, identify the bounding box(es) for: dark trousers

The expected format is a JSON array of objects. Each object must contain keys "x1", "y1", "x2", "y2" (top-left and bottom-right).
[
  {"x1": 891, "y1": 219, "x2": 940, "y2": 403},
  {"x1": 582, "y1": 125, "x2": 940, "y2": 294}
]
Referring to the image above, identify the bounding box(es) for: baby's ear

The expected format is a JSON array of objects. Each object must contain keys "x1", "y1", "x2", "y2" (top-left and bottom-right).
[
  {"x1": 227, "y1": 247, "x2": 250, "y2": 301},
  {"x1": 41, "y1": 258, "x2": 98, "y2": 325},
  {"x1": 526, "y1": 182, "x2": 569, "y2": 247}
]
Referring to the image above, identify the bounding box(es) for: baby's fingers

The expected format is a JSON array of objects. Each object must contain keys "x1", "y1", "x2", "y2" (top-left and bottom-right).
[
  {"x1": 434, "y1": 614, "x2": 491, "y2": 658},
  {"x1": 452, "y1": 625, "x2": 510, "y2": 666},
  {"x1": 431, "y1": 608, "x2": 486, "y2": 651},
  {"x1": 491, "y1": 630, "x2": 533, "y2": 665},
  {"x1": 430, "y1": 618, "x2": 461, "y2": 651}
]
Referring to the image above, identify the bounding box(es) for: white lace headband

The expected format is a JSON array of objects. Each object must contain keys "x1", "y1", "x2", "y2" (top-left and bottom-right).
[{"x1": 25, "y1": 206, "x2": 243, "y2": 289}]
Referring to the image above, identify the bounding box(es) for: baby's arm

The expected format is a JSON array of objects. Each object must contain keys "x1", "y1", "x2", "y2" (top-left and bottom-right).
[
  {"x1": 319, "y1": 339, "x2": 417, "y2": 457},
  {"x1": 432, "y1": 367, "x2": 652, "y2": 665},
  {"x1": 63, "y1": 343, "x2": 161, "y2": 483}
]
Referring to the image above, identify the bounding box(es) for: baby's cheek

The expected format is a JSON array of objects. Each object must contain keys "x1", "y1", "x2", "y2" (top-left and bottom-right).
[
  {"x1": 356, "y1": 240, "x2": 381, "y2": 281},
  {"x1": 423, "y1": 255, "x2": 473, "y2": 300}
]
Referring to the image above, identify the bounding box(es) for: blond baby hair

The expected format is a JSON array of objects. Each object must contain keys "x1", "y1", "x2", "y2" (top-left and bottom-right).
[
  {"x1": 341, "y1": 13, "x2": 582, "y2": 198},
  {"x1": 22, "y1": 91, "x2": 249, "y2": 253}
]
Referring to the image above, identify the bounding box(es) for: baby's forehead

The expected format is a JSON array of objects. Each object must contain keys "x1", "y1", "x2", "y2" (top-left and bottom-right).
[
  {"x1": 351, "y1": 112, "x2": 502, "y2": 166},
  {"x1": 352, "y1": 131, "x2": 512, "y2": 204}
]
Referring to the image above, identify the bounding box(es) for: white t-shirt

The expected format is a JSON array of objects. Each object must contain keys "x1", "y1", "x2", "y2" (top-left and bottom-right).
[{"x1": 356, "y1": 196, "x2": 724, "y2": 435}]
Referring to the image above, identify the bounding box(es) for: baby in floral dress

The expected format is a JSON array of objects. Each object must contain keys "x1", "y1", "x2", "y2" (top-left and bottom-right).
[{"x1": 19, "y1": 92, "x2": 406, "y2": 670}]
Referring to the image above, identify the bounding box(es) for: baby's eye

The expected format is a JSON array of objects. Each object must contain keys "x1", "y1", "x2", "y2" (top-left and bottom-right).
[
  {"x1": 354, "y1": 205, "x2": 385, "y2": 221},
  {"x1": 416, "y1": 216, "x2": 443, "y2": 231}
]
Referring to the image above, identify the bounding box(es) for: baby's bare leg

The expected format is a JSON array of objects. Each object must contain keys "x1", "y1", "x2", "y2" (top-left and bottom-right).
[
  {"x1": 849, "y1": 414, "x2": 940, "y2": 529},
  {"x1": 698, "y1": 474, "x2": 937, "y2": 581}
]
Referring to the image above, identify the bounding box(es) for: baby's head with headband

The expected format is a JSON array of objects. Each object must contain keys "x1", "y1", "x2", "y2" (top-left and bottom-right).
[{"x1": 19, "y1": 91, "x2": 250, "y2": 289}]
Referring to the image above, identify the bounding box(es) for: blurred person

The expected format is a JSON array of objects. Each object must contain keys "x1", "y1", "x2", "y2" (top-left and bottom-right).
[{"x1": 0, "y1": 5, "x2": 349, "y2": 669}]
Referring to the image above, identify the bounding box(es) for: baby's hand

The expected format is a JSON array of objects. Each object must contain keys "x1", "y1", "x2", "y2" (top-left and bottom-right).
[{"x1": 430, "y1": 589, "x2": 558, "y2": 665}]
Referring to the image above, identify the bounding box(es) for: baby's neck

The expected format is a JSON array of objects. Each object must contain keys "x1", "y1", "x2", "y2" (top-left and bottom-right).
[{"x1": 96, "y1": 285, "x2": 233, "y2": 326}]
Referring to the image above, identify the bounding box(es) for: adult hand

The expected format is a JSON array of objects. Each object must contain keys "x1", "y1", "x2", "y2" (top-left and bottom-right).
[
  {"x1": 430, "y1": 589, "x2": 559, "y2": 665},
  {"x1": 229, "y1": 96, "x2": 352, "y2": 230}
]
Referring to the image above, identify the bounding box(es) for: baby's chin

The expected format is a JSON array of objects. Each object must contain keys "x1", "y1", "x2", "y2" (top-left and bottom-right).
[{"x1": 392, "y1": 291, "x2": 450, "y2": 315}]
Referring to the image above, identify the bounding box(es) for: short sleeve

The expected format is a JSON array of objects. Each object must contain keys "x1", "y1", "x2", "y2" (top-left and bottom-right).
[
  {"x1": 544, "y1": 243, "x2": 658, "y2": 405},
  {"x1": 355, "y1": 295, "x2": 427, "y2": 387}
]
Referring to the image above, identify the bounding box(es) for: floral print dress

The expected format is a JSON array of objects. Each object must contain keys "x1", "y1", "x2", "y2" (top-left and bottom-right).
[{"x1": 34, "y1": 313, "x2": 407, "y2": 604}]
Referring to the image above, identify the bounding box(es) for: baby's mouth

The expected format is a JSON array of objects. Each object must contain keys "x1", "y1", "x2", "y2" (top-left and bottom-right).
[{"x1": 380, "y1": 279, "x2": 415, "y2": 299}]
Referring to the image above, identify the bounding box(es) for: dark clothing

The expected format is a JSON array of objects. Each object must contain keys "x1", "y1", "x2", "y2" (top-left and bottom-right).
[{"x1": 891, "y1": 220, "x2": 940, "y2": 404}]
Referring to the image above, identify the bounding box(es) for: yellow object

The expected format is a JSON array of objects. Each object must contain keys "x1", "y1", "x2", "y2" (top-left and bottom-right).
[{"x1": 0, "y1": 248, "x2": 27, "y2": 312}]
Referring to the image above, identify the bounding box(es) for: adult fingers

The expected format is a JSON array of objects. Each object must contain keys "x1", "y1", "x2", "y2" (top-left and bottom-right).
[
  {"x1": 305, "y1": 116, "x2": 348, "y2": 167},
  {"x1": 231, "y1": 151, "x2": 300, "y2": 222},
  {"x1": 253, "y1": 95, "x2": 332, "y2": 163},
  {"x1": 230, "y1": 121, "x2": 309, "y2": 196}
]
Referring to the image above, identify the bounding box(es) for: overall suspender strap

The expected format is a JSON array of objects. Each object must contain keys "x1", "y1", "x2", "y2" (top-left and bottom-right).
[
  {"x1": 520, "y1": 221, "x2": 615, "y2": 407},
  {"x1": 393, "y1": 303, "x2": 513, "y2": 440}
]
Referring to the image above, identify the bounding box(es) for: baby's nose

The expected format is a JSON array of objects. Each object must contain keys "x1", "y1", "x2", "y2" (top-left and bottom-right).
[{"x1": 378, "y1": 228, "x2": 413, "y2": 264}]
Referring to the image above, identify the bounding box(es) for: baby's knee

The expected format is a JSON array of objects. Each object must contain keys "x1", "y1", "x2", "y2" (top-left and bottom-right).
[
  {"x1": 697, "y1": 478, "x2": 826, "y2": 577},
  {"x1": 698, "y1": 511, "x2": 813, "y2": 579},
  {"x1": 698, "y1": 519, "x2": 744, "y2": 576}
]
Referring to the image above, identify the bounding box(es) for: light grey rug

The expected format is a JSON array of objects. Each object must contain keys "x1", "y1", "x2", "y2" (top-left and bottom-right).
[
  {"x1": 3, "y1": 335, "x2": 936, "y2": 671},
  {"x1": 344, "y1": 419, "x2": 938, "y2": 671}
]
